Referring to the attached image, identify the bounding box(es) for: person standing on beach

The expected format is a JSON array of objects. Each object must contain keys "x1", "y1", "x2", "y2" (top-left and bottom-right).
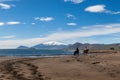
[{"x1": 74, "y1": 48, "x2": 79, "y2": 56}]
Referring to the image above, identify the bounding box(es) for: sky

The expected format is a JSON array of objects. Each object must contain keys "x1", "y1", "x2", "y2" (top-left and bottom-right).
[{"x1": 0, "y1": 0, "x2": 120, "y2": 49}]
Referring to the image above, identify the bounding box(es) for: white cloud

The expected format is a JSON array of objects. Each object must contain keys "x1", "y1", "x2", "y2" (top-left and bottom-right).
[
  {"x1": 0, "y1": 3, "x2": 14, "y2": 9},
  {"x1": 7, "y1": 21, "x2": 21, "y2": 25},
  {"x1": 64, "y1": 0, "x2": 84, "y2": 4},
  {"x1": 0, "y1": 22, "x2": 5, "y2": 26},
  {"x1": 66, "y1": 13, "x2": 76, "y2": 19},
  {"x1": 85, "y1": 4, "x2": 120, "y2": 14},
  {"x1": 0, "y1": 23, "x2": 120, "y2": 49},
  {"x1": 31, "y1": 23, "x2": 36, "y2": 25},
  {"x1": 67, "y1": 23, "x2": 77, "y2": 26},
  {"x1": 35, "y1": 17, "x2": 54, "y2": 22},
  {"x1": 1, "y1": 35, "x2": 16, "y2": 39},
  {"x1": 85, "y1": 5, "x2": 106, "y2": 13},
  {"x1": 0, "y1": 0, "x2": 16, "y2": 2},
  {"x1": 0, "y1": 21, "x2": 21, "y2": 26},
  {"x1": 105, "y1": 10, "x2": 120, "y2": 15},
  {"x1": 0, "y1": 0, "x2": 17, "y2": 9}
]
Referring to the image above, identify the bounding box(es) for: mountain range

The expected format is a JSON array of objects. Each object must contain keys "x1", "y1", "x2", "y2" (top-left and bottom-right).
[
  {"x1": 17, "y1": 41, "x2": 67, "y2": 50},
  {"x1": 17, "y1": 41, "x2": 120, "y2": 50}
]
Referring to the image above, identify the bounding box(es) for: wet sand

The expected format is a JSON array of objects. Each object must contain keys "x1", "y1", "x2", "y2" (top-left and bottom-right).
[{"x1": 0, "y1": 52, "x2": 120, "y2": 80}]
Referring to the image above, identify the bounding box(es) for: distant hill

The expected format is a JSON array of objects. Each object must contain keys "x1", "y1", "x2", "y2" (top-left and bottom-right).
[
  {"x1": 16, "y1": 41, "x2": 120, "y2": 50},
  {"x1": 16, "y1": 41, "x2": 68, "y2": 50},
  {"x1": 17, "y1": 46, "x2": 29, "y2": 49},
  {"x1": 68, "y1": 42, "x2": 120, "y2": 50}
]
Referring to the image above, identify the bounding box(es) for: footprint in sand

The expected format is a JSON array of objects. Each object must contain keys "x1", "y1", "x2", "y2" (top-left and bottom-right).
[{"x1": 0, "y1": 59, "x2": 45, "y2": 80}]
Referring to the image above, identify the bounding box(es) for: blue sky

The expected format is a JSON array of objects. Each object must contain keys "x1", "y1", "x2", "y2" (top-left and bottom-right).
[{"x1": 0, "y1": 0, "x2": 120, "y2": 48}]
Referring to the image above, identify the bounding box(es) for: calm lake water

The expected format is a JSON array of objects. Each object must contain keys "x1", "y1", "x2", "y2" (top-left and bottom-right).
[{"x1": 0, "y1": 49, "x2": 74, "y2": 57}]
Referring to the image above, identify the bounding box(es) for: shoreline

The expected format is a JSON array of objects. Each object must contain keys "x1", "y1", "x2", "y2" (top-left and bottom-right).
[
  {"x1": 0, "y1": 52, "x2": 117, "y2": 60},
  {"x1": 0, "y1": 54, "x2": 72, "y2": 58}
]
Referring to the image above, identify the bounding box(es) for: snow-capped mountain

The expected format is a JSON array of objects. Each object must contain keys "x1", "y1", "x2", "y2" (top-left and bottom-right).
[
  {"x1": 43, "y1": 41, "x2": 64, "y2": 45},
  {"x1": 32, "y1": 41, "x2": 67, "y2": 49}
]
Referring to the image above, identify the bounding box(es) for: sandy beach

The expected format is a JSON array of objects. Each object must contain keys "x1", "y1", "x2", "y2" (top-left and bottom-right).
[{"x1": 0, "y1": 52, "x2": 120, "y2": 80}]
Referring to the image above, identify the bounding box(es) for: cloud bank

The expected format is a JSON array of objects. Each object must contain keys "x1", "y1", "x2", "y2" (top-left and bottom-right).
[
  {"x1": 0, "y1": 23, "x2": 120, "y2": 49},
  {"x1": 1, "y1": 35, "x2": 16, "y2": 39}
]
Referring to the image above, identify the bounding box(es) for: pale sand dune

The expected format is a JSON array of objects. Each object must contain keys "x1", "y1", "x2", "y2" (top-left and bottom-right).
[{"x1": 0, "y1": 52, "x2": 120, "y2": 80}]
